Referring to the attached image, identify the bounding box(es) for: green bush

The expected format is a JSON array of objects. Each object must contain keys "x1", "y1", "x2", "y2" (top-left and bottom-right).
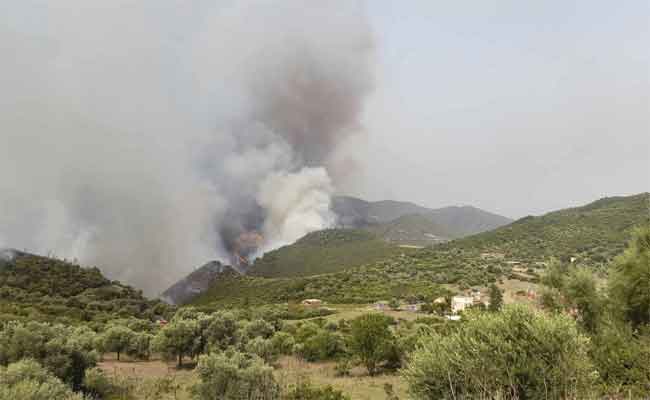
[
  {"x1": 402, "y1": 305, "x2": 597, "y2": 399},
  {"x1": 283, "y1": 380, "x2": 349, "y2": 400},
  {"x1": 349, "y1": 314, "x2": 397, "y2": 375},
  {"x1": 191, "y1": 351, "x2": 279, "y2": 400},
  {"x1": 0, "y1": 321, "x2": 97, "y2": 390},
  {"x1": 82, "y1": 367, "x2": 115, "y2": 398},
  {"x1": 0, "y1": 359, "x2": 84, "y2": 400}
]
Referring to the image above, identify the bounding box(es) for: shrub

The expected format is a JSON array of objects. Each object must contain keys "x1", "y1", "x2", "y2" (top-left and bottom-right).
[
  {"x1": 298, "y1": 330, "x2": 344, "y2": 362},
  {"x1": 334, "y1": 358, "x2": 351, "y2": 377},
  {"x1": 402, "y1": 305, "x2": 597, "y2": 399},
  {"x1": 83, "y1": 367, "x2": 115, "y2": 398},
  {"x1": 589, "y1": 322, "x2": 650, "y2": 396},
  {"x1": 0, "y1": 359, "x2": 84, "y2": 400},
  {"x1": 0, "y1": 321, "x2": 97, "y2": 390},
  {"x1": 283, "y1": 380, "x2": 349, "y2": 400},
  {"x1": 191, "y1": 351, "x2": 279, "y2": 400},
  {"x1": 609, "y1": 225, "x2": 650, "y2": 327},
  {"x1": 270, "y1": 331, "x2": 295, "y2": 356},
  {"x1": 349, "y1": 314, "x2": 396, "y2": 375},
  {"x1": 246, "y1": 337, "x2": 277, "y2": 364}
]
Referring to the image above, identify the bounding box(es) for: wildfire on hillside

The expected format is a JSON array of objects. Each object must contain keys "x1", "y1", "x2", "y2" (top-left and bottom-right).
[{"x1": 231, "y1": 231, "x2": 264, "y2": 269}]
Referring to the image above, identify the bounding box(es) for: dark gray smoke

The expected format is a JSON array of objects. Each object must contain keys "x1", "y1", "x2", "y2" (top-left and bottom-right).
[{"x1": 0, "y1": 0, "x2": 374, "y2": 294}]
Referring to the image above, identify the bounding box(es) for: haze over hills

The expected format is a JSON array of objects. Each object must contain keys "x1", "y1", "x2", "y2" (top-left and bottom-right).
[
  {"x1": 332, "y1": 195, "x2": 513, "y2": 243},
  {"x1": 160, "y1": 196, "x2": 512, "y2": 304},
  {"x1": 190, "y1": 192, "x2": 649, "y2": 307}
]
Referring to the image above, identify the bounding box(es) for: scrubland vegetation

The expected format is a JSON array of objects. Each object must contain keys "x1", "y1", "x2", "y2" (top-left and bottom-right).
[{"x1": 1, "y1": 194, "x2": 648, "y2": 399}]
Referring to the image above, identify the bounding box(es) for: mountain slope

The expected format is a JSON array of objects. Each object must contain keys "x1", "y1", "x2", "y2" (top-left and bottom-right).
[
  {"x1": 451, "y1": 193, "x2": 650, "y2": 264},
  {"x1": 0, "y1": 249, "x2": 172, "y2": 323},
  {"x1": 160, "y1": 261, "x2": 237, "y2": 305},
  {"x1": 332, "y1": 196, "x2": 512, "y2": 243},
  {"x1": 191, "y1": 193, "x2": 649, "y2": 308},
  {"x1": 249, "y1": 229, "x2": 413, "y2": 278}
]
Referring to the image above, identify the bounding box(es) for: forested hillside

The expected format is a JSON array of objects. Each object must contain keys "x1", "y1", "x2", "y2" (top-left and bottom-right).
[
  {"x1": 451, "y1": 193, "x2": 649, "y2": 265},
  {"x1": 0, "y1": 250, "x2": 172, "y2": 324},
  {"x1": 249, "y1": 229, "x2": 412, "y2": 278},
  {"x1": 192, "y1": 193, "x2": 649, "y2": 308}
]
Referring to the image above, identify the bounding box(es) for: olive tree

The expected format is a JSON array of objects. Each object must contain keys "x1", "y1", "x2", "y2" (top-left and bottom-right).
[
  {"x1": 100, "y1": 325, "x2": 135, "y2": 361},
  {"x1": 349, "y1": 314, "x2": 395, "y2": 375},
  {"x1": 191, "y1": 351, "x2": 279, "y2": 400},
  {"x1": 152, "y1": 318, "x2": 199, "y2": 367},
  {"x1": 0, "y1": 359, "x2": 85, "y2": 400},
  {"x1": 402, "y1": 305, "x2": 597, "y2": 399}
]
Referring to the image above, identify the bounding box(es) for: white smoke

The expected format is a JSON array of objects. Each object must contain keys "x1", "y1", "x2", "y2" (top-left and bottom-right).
[
  {"x1": 0, "y1": 0, "x2": 374, "y2": 294},
  {"x1": 258, "y1": 167, "x2": 335, "y2": 251}
]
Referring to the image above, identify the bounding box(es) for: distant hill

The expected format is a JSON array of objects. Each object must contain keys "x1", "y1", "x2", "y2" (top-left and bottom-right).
[
  {"x1": 331, "y1": 196, "x2": 432, "y2": 226},
  {"x1": 190, "y1": 193, "x2": 649, "y2": 308},
  {"x1": 451, "y1": 193, "x2": 650, "y2": 264},
  {"x1": 160, "y1": 261, "x2": 237, "y2": 305},
  {"x1": 332, "y1": 196, "x2": 512, "y2": 244},
  {"x1": 0, "y1": 249, "x2": 172, "y2": 323},
  {"x1": 249, "y1": 229, "x2": 413, "y2": 279}
]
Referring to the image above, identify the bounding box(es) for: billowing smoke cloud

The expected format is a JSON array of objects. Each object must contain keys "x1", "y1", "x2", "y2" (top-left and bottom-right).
[{"x1": 0, "y1": 1, "x2": 374, "y2": 294}]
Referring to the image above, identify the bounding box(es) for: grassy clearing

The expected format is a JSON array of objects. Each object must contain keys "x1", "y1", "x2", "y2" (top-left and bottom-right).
[
  {"x1": 96, "y1": 353, "x2": 407, "y2": 400},
  {"x1": 275, "y1": 356, "x2": 407, "y2": 400}
]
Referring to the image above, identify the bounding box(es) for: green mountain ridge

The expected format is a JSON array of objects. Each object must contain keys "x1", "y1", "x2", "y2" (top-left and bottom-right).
[
  {"x1": 0, "y1": 249, "x2": 172, "y2": 324},
  {"x1": 249, "y1": 229, "x2": 414, "y2": 279},
  {"x1": 190, "y1": 192, "x2": 649, "y2": 308}
]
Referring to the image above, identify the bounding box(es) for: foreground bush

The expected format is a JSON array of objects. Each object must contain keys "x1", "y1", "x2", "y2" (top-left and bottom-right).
[
  {"x1": 191, "y1": 351, "x2": 279, "y2": 400},
  {"x1": 402, "y1": 305, "x2": 597, "y2": 399},
  {"x1": 283, "y1": 381, "x2": 350, "y2": 400},
  {"x1": 0, "y1": 359, "x2": 85, "y2": 400},
  {"x1": 0, "y1": 321, "x2": 97, "y2": 390}
]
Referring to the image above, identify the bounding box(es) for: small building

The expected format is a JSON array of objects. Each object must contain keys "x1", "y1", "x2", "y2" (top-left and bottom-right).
[
  {"x1": 374, "y1": 301, "x2": 390, "y2": 311},
  {"x1": 451, "y1": 295, "x2": 474, "y2": 314},
  {"x1": 401, "y1": 303, "x2": 424, "y2": 312},
  {"x1": 301, "y1": 299, "x2": 322, "y2": 307},
  {"x1": 433, "y1": 297, "x2": 447, "y2": 304}
]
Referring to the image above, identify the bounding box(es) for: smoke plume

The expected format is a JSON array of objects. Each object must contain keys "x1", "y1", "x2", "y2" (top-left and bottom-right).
[{"x1": 0, "y1": 1, "x2": 374, "y2": 294}]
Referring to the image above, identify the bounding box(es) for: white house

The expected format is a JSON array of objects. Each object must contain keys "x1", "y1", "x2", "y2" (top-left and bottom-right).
[{"x1": 451, "y1": 295, "x2": 474, "y2": 313}]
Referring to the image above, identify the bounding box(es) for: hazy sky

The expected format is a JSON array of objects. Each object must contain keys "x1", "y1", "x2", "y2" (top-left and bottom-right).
[{"x1": 352, "y1": 1, "x2": 649, "y2": 218}]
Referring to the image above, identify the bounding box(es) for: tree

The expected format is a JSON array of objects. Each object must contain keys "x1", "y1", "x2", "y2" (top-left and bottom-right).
[
  {"x1": 0, "y1": 321, "x2": 97, "y2": 389},
  {"x1": 488, "y1": 284, "x2": 503, "y2": 312},
  {"x1": 388, "y1": 298, "x2": 400, "y2": 310},
  {"x1": 152, "y1": 318, "x2": 199, "y2": 367},
  {"x1": 565, "y1": 268, "x2": 603, "y2": 333},
  {"x1": 349, "y1": 314, "x2": 395, "y2": 375},
  {"x1": 589, "y1": 322, "x2": 650, "y2": 396},
  {"x1": 191, "y1": 351, "x2": 279, "y2": 400},
  {"x1": 402, "y1": 305, "x2": 596, "y2": 399},
  {"x1": 205, "y1": 312, "x2": 239, "y2": 351},
  {"x1": 101, "y1": 325, "x2": 135, "y2": 361},
  {"x1": 541, "y1": 258, "x2": 568, "y2": 291},
  {"x1": 609, "y1": 226, "x2": 650, "y2": 327},
  {"x1": 126, "y1": 331, "x2": 153, "y2": 360},
  {"x1": 0, "y1": 359, "x2": 84, "y2": 400}
]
